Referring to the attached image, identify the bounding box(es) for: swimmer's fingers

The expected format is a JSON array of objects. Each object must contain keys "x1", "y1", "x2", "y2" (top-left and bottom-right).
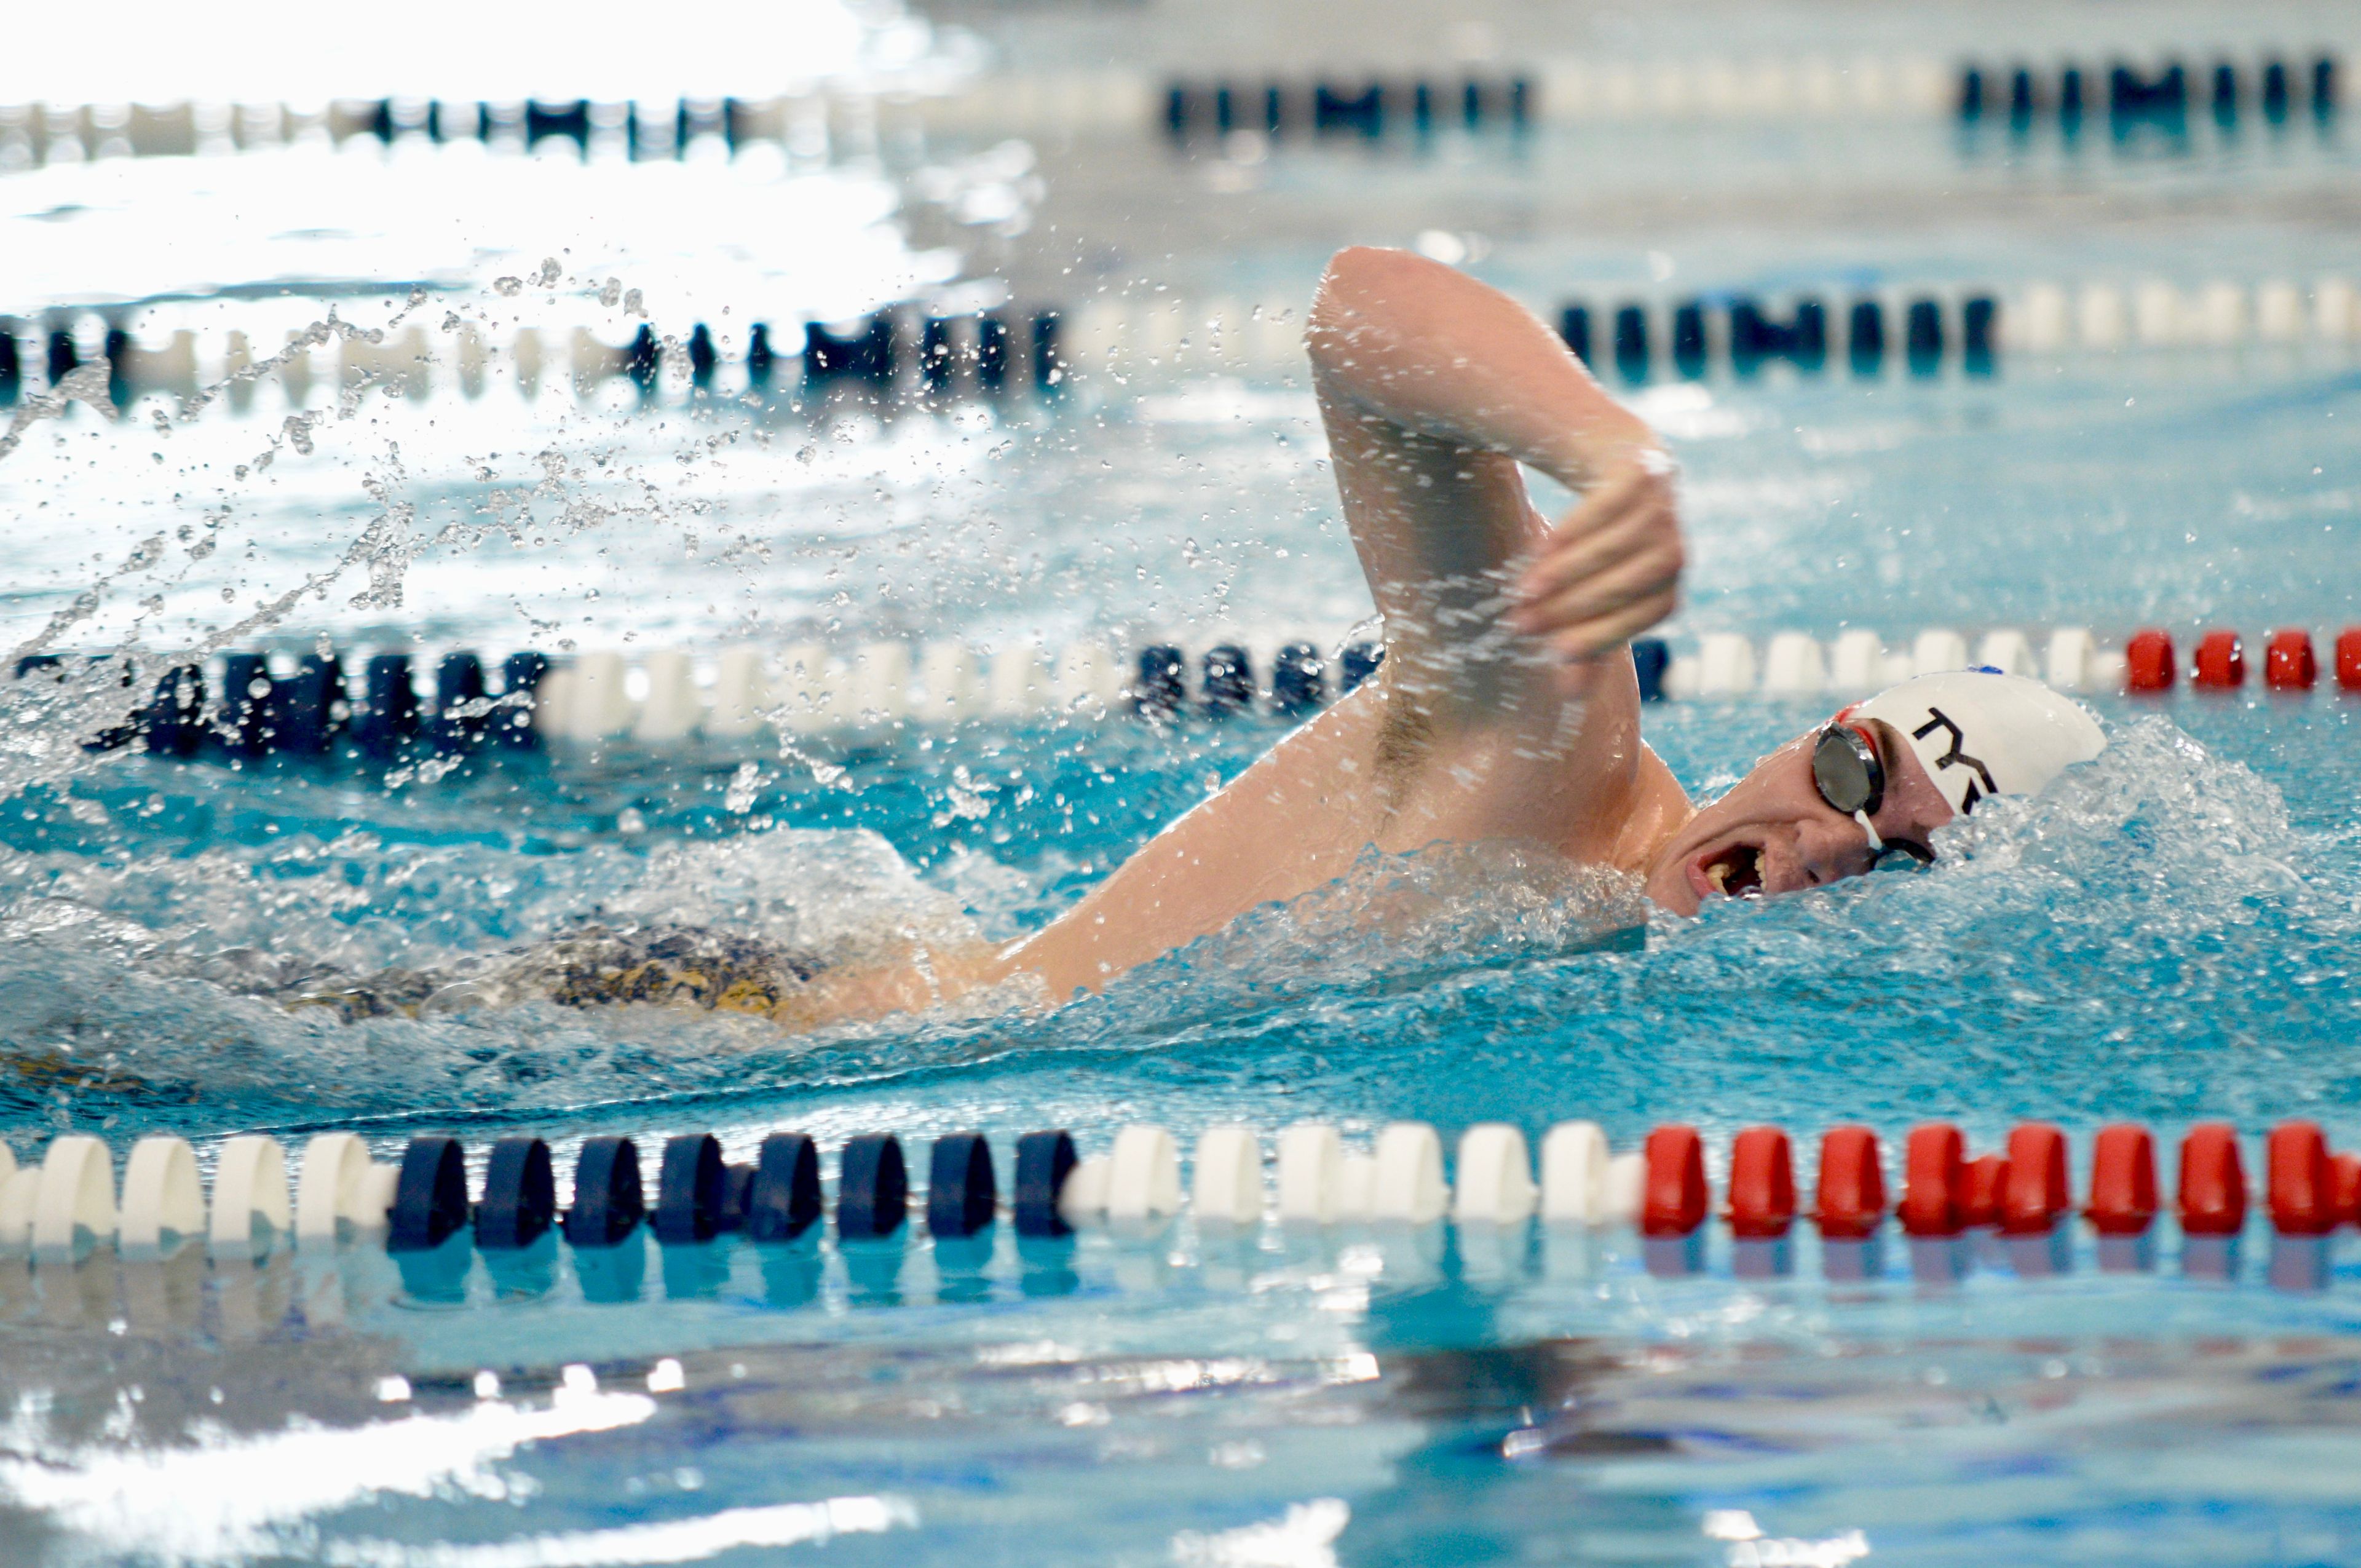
[
  {"x1": 1513, "y1": 462, "x2": 1679, "y2": 596},
  {"x1": 1509, "y1": 485, "x2": 1676, "y2": 622},
  {"x1": 1519, "y1": 537, "x2": 1684, "y2": 658},
  {"x1": 1549, "y1": 586, "x2": 1682, "y2": 665},
  {"x1": 1545, "y1": 461, "x2": 1659, "y2": 545}
]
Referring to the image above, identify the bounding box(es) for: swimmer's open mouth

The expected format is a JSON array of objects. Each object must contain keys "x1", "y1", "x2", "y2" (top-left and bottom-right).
[{"x1": 1700, "y1": 843, "x2": 1763, "y2": 899}]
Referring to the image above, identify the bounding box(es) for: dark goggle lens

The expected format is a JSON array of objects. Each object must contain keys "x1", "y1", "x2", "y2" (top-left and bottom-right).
[{"x1": 1811, "y1": 726, "x2": 1882, "y2": 817}]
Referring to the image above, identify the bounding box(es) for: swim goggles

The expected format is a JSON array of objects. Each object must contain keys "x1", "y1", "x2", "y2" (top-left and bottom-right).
[{"x1": 1812, "y1": 723, "x2": 1934, "y2": 864}]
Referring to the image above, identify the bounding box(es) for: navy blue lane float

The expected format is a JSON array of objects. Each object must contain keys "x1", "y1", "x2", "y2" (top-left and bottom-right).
[
  {"x1": 275, "y1": 653, "x2": 345, "y2": 755},
  {"x1": 1200, "y1": 644, "x2": 1254, "y2": 715},
  {"x1": 1165, "y1": 75, "x2": 1532, "y2": 140},
  {"x1": 431, "y1": 652, "x2": 488, "y2": 753},
  {"x1": 1958, "y1": 55, "x2": 2338, "y2": 131},
  {"x1": 1555, "y1": 294, "x2": 1997, "y2": 382},
  {"x1": 6, "y1": 306, "x2": 1063, "y2": 416},
  {"x1": 378, "y1": 1128, "x2": 1079, "y2": 1256},
  {"x1": 1271, "y1": 643, "x2": 1325, "y2": 717},
  {"x1": 325, "y1": 95, "x2": 884, "y2": 159},
  {"x1": 57, "y1": 643, "x2": 546, "y2": 764},
  {"x1": 217, "y1": 652, "x2": 272, "y2": 758},
  {"x1": 28, "y1": 633, "x2": 1602, "y2": 774},
  {"x1": 143, "y1": 665, "x2": 206, "y2": 757},
  {"x1": 388, "y1": 1136, "x2": 470, "y2": 1252},
  {"x1": 654, "y1": 1134, "x2": 729, "y2": 1244},
  {"x1": 927, "y1": 1133, "x2": 997, "y2": 1239},
  {"x1": 476, "y1": 1136, "x2": 555, "y2": 1249},
  {"x1": 837, "y1": 1133, "x2": 908, "y2": 1240},
  {"x1": 564, "y1": 1136, "x2": 645, "y2": 1246},
  {"x1": 1132, "y1": 645, "x2": 1188, "y2": 716},
  {"x1": 1014, "y1": 1130, "x2": 1077, "y2": 1239},
  {"x1": 746, "y1": 1133, "x2": 823, "y2": 1242}
]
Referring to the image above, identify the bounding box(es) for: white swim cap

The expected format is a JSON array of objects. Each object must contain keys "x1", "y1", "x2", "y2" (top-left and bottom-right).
[{"x1": 1843, "y1": 670, "x2": 2106, "y2": 815}]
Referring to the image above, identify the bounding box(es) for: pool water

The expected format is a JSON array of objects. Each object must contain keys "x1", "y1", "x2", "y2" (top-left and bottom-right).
[
  {"x1": 2, "y1": 692, "x2": 2355, "y2": 1133},
  {"x1": 6, "y1": 0, "x2": 2361, "y2": 1560},
  {"x1": 2, "y1": 689, "x2": 2357, "y2": 1564}
]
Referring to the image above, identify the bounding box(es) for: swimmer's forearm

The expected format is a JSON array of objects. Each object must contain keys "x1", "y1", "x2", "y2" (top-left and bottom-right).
[{"x1": 1306, "y1": 247, "x2": 1655, "y2": 486}]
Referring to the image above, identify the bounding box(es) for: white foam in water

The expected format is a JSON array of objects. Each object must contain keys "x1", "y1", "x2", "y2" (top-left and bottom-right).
[
  {"x1": 0, "y1": 825, "x2": 1016, "y2": 1114},
  {"x1": 49, "y1": 723, "x2": 2314, "y2": 1128},
  {"x1": 1643, "y1": 716, "x2": 2355, "y2": 1057}
]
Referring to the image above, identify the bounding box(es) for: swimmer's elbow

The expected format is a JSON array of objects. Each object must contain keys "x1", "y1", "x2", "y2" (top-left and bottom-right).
[
  {"x1": 1308, "y1": 245, "x2": 1442, "y2": 359},
  {"x1": 1318, "y1": 245, "x2": 1411, "y2": 296}
]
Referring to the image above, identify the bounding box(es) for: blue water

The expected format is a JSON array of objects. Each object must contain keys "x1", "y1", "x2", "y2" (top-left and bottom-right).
[
  {"x1": 3, "y1": 693, "x2": 2355, "y2": 1137},
  {"x1": 2, "y1": 687, "x2": 2357, "y2": 1563},
  {"x1": 7, "y1": 0, "x2": 2361, "y2": 1558}
]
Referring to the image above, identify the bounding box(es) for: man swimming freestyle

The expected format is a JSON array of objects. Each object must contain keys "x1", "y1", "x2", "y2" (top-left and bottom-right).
[
  {"x1": 960, "y1": 247, "x2": 2105, "y2": 1007},
  {"x1": 274, "y1": 247, "x2": 2104, "y2": 1029}
]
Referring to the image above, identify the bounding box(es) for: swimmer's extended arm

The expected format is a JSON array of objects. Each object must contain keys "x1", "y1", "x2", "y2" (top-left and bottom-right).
[{"x1": 1307, "y1": 246, "x2": 1682, "y2": 676}]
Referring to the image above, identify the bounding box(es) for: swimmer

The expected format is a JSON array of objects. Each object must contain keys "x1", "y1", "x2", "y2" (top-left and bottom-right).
[
  {"x1": 957, "y1": 247, "x2": 2106, "y2": 1005},
  {"x1": 264, "y1": 247, "x2": 2105, "y2": 1032}
]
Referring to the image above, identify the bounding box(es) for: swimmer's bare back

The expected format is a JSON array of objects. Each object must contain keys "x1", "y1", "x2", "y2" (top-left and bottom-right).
[{"x1": 967, "y1": 247, "x2": 1695, "y2": 1007}]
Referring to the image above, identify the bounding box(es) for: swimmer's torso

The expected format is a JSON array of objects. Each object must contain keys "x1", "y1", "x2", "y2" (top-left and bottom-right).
[{"x1": 992, "y1": 670, "x2": 1690, "y2": 1004}]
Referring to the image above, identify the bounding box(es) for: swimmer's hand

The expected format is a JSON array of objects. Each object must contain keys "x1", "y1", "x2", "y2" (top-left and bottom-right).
[{"x1": 1506, "y1": 447, "x2": 1684, "y2": 662}]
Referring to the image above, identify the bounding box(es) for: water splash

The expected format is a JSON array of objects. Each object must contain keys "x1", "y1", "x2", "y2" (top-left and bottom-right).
[
  {"x1": 4, "y1": 711, "x2": 2352, "y2": 1138},
  {"x1": 0, "y1": 828, "x2": 1003, "y2": 1127}
]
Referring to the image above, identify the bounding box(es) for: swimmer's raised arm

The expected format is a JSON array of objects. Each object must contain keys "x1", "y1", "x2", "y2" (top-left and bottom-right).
[
  {"x1": 1307, "y1": 246, "x2": 1682, "y2": 675},
  {"x1": 971, "y1": 248, "x2": 1697, "y2": 1008}
]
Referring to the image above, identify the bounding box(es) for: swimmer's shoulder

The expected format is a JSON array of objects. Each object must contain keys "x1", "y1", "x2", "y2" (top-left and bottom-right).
[{"x1": 1604, "y1": 743, "x2": 1694, "y2": 874}]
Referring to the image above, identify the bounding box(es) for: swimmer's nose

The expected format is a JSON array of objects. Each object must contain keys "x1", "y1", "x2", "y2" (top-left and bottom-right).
[{"x1": 1796, "y1": 817, "x2": 1875, "y2": 886}]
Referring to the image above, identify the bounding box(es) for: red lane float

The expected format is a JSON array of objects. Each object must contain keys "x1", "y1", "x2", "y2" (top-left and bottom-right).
[
  {"x1": 2125, "y1": 628, "x2": 2177, "y2": 692},
  {"x1": 2339, "y1": 628, "x2": 2361, "y2": 693},
  {"x1": 2001, "y1": 1123, "x2": 2073, "y2": 1233},
  {"x1": 2266, "y1": 1121, "x2": 2336, "y2": 1235},
  {"x1": 2178, "y1": 1123, "x2": 2248, "y2": 1235},
  {"x1": 2335, "y1": 1153, "x2": 2361, "y2": 1229},
  {"x1": 2086, "y1": 1124, "x2": 2159, "y2": 1235},
  {"x1": 1726, "y1": 1127, "x2": 1796, "y2": 1238},
  {"x1": 1900, "y1": 1125, "x2": 1966, "y2": 1236},
  {"x1": 1641, "y1": 1125, "x2": 1707, "y2": 1236},
  {"x1": 1814, "y1": 1127, "x2": 1886, "y2": 1238},
  {"x1": 1963, "y1": 1153, "x2": 2011, "y2": 1229},
  {"x1": 2193, "y1": 630, "x2": 2245, "y2": 689},
  {"x1": 2264, "y1": 630, "x2": 2317, "y2": 691}
]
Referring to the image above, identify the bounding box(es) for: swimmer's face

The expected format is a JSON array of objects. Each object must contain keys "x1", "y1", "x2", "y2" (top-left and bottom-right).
[{"x1": 1641, "y1": 719, "x2": 1955, "y2": 916}]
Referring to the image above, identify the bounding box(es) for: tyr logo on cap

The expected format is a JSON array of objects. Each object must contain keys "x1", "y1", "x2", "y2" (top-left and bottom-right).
[{"x1": 1912, "y1": 707, "x2": 1998, "y2": 809}]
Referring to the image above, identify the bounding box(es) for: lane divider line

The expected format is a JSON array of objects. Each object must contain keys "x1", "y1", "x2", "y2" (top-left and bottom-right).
[
  {"x1": 18, "y1": 272, "x2": 2361, "y2": 422},
  {"x1": 3, "y1": 51, "x2": 2334, "y2": 173},
  {"x1": 9, "y1": 1117, "x2": 2357, "y2": 1275},
  {"x1": 25, "y1": 620, "x2": 2353, "y2": 772}
]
